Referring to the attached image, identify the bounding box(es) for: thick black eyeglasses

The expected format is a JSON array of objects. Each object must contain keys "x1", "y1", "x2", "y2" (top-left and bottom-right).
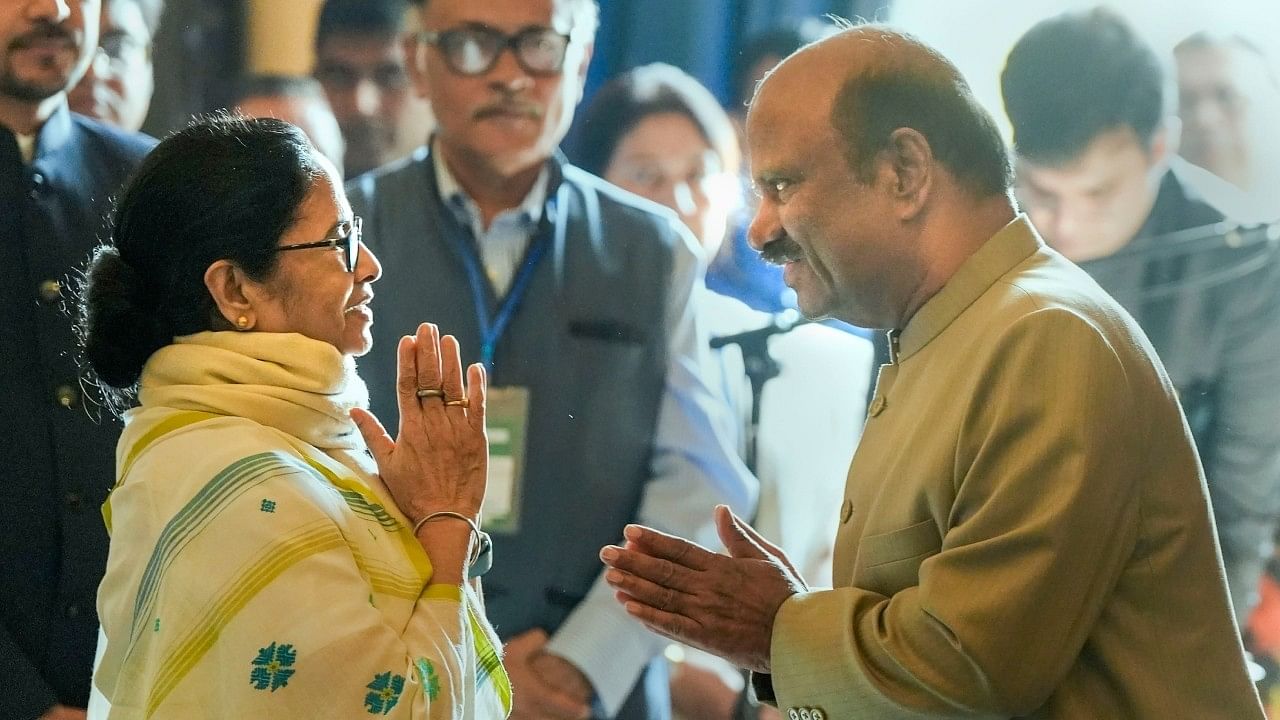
[
  {"x1": 419, "y1": 24, "x2": 571, "y2": 77},
  {"x1": 273, "y1": 217, "x2": 363, "y2": 272}
]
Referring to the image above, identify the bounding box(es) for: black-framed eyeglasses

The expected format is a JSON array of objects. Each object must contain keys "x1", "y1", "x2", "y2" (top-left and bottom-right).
[
  {"x1": 273, "y1": 216, "x2": 363, "y2": 272},
  {"x1": 418, "y1": 24, "x2": 572, "y2": 77}
]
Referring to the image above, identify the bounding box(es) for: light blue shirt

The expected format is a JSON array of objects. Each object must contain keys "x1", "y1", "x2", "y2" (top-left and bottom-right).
[{"x1": 434, "y1": 146, "x2": 758, "y2": 714}]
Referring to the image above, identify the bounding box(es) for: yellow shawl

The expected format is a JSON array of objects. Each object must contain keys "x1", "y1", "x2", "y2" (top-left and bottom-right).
[{"x1": 91, "y1": 331, "x2": 511, "y2": 719}]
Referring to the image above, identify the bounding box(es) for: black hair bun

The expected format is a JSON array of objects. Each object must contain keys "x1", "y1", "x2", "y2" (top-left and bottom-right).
[{"x1": 80, "y1": 246, "x2": 169, "y2": 388}]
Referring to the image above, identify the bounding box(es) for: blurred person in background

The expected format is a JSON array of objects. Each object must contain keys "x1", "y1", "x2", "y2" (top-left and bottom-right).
[
  {"x1": 710, "y1": 20, "x2": 836, "y2": 314},
  {"x1": 348, "y1": 0, "x2": 756, "y2": 718},
  {"x1": 0, "y1": 0, "x2": 154, "y2": 717},
  {"x1": 1179, "y1": 32, "x2": 1280, "y2": 700},
  {"x1": 728, "y1": 19, "x2": 834, "y2": 125},
  {"x1": 1175, "y1": 31, "x2": 1280, "y2": 221},
  {"x1": 68, "y1": 0, "x2": 162, "y2": 133},
  {"x1": 1002, "y1": 6, "x2": 1280, "y2": 626},
  {"x1": 576, "y1": 61, "x2": 872, "y2": 720},
  {"x1": 314, "y1": 0, "x2": 435, "y2": 178},
  {"x1": 235, "y1": 74, "x2": 346, "y2": 177}
]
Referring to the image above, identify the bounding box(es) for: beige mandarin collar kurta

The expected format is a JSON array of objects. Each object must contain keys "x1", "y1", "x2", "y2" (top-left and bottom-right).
[
  {"x1": 760, "y1": 215, "x2": 1263, "y2": 719},
  {"x1": 894, "y1": 215, "x2": 1044, "y2": 363}
]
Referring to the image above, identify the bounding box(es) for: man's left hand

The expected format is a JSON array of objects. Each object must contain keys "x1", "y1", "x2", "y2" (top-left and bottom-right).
[{"x1": 600, "y1": 505, "x2": 807, "y2": 673}]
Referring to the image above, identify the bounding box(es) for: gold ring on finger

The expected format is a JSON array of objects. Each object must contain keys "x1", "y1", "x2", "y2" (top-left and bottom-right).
[
  {"x1": 444, "y1": 398, "x2": 469, "y2": 408},
  {"x1": 415, "y1": 388, "x2": 445, "y2": 399}
]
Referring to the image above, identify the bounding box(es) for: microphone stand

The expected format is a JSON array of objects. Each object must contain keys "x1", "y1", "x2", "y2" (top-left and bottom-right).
[
  {"x1": 1101, "y1": 220, "x2": 1280, "y2": 262},
  {"x1": 710, "y1": 310, "x2": 810, "y2": 476},
  {"x1": 1083, "y1": 220, "x2": 1280, "y2": 299},
  {"x1": 713, "y1": 311, "x2": 829, "y2": 720}
]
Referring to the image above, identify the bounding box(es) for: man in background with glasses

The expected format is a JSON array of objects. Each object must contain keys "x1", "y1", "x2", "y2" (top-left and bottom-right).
[
  {"x1": 347, "y1": 1, "x2": 755, "y2": 718},
  {"x1": 0, "y1": 0, "x2": 154, "y2": 718},
  {"x1": 314, "y1": 0, "x2": 434, "y2": 178},
  {"x1": 68, "y1": 0, "x2": 161, "y2": 133},
  {"x1": 1175, "y1": 31, "x2": 1280, "y2": 222}
]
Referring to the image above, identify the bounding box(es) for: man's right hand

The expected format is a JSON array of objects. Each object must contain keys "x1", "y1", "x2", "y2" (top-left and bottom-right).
[
  {"x1": 504, "y1": 629, "x2": 592, "y2": 720},
  {"x1": 670, "y1": 663, "x2": 785, "y2": 720},
  {"x1": 40, "y1": 705, "x2": 87, "y2": 720},
  {"x1": 670, "y1": 661, "x2": 738, "y2": 720}
]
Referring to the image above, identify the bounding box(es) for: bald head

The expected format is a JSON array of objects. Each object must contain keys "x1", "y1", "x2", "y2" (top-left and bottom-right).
[
  {"x1": 751, "y1": 25, "x2": 1012, "y2": 198},
  {"x1": 742, "y1": 24, "x2": 1015, "y2": 329}
]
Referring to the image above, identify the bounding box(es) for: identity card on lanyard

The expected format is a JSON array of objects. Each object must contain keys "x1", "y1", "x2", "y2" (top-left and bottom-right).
[
  {"x1": 482, "y1": 386, "x2": 529, "y2": 533},
  {"x1": 446, "y1": 183, "x2": 568, "y2": 534}
]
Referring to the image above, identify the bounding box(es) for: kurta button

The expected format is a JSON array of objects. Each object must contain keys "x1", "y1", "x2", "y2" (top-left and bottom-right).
[
  {"x1": 38, "y1": 279, "x2": 62, "y2": 302},
  {"x1": 840, "y1": 499, "x2": 854, "y2": 524},
  {"x1": 64, "y1": 492, "x2": 83, "y2": 510},
  {"x1": 788, "y1": 710, "x2": 800, "y2": 720},
  {"x1": 800, "y1": 710, "x2": 812, "y2": 720},
  {"x1": 868, "y1": 395, "x2": 886, "y2": 417},
  {"x1": 65, "y1": 603, "x2": 80, "y2": 619},
  {"x1": 54, "y1": 384, "x2": 79, "y2": 408},
  {"x1": 811, "y1": 710, "x2": 825, "y2": 720}
]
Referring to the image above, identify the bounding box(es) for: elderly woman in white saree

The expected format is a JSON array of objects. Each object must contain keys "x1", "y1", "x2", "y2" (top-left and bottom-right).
[{"x1": 77, "y1": 114, "x2": 510, "y2": 719}]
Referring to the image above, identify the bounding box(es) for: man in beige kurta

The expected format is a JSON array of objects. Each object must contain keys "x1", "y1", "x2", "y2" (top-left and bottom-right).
[{"x1": 599, "y1": 22, "x2": 1264, "y2": 720}]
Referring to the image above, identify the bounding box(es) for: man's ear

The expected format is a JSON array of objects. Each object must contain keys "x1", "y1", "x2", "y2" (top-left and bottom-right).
[
  {"x1": 203, "y1": 260, "x2": 260, "y2": 330},
  {"x1": 572, "y1": 41, "x2": 594, "y2": 105},
  {"x1": 403, "y1": 32, "x2": 432, "y2": 102},
  {"x1": 884, "y1": 127, "x2": 933, "y2": 220},
  {"x1": 1148, "y1": 118, "x2": 1178, "y2": 170}
]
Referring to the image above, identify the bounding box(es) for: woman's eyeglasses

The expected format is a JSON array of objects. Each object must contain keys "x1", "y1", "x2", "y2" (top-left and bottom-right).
[
  {"x1": 418, "y1": 24, "x2": 572, "y2": 77},
  {"x1": 273, "y1": 216, "x2": 363, "y2": 272}
]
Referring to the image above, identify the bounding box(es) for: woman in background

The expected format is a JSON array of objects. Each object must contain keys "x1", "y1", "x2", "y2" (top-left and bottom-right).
[
  {"x1": 79, "y1": 114, "x2": 509, "y2": 718},
  {"x1": 576, "y1": 63, "x2": 873, "y2": 720}
]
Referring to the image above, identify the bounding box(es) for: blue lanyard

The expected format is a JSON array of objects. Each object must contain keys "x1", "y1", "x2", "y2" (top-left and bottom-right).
[{"x1": 446, "y1": 184, "x2": 567, "y2": 372}]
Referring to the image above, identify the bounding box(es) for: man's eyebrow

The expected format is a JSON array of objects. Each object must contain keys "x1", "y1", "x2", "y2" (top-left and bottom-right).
[{"x1": 754, "y1": 169, "x2": 787, "y2": 186}]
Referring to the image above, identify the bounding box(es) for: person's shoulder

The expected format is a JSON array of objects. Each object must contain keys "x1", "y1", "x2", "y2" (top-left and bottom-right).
[
  {"x1": 122, "y1": 409, "x2": 311, "y2": 483},
  {"x1": 70, "y1": 113, "x2": 156, "y2": 166},
  {"x1": 1169, "y1": 157, "x2": 1260, "y2": 223},
  {"x1": 1005, "y1": 251, "x2": 1109, "y2": 310},
  {"x1": 345, "y1": 146, "x2": 430, "y2": 203}
]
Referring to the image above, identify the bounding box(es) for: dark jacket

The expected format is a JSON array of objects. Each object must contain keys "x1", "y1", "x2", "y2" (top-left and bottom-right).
[
  {"x1": 1079, "y1": 161, "x2": 1280, "y2": 619},
  {"x1": 348, "y1": 148, "x2": 680, "y2": 719},
  {"x1": 0, "y1": 105, "x2": 153, "y2": 718}
]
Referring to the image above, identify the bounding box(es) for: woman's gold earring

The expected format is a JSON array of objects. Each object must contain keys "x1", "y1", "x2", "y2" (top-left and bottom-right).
[{"x1": 236, "y1": 316, "x2": 250, "y2": 330}]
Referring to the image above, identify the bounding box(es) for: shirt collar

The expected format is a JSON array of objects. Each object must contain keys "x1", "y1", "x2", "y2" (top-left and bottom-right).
[
  {"x1": 895, "y1": 214, "x2": 1044, "y2": 362},
  {"x1": 14, "y1": 133, "x2": 35, "y2": 163},
  {"x1": 1, "y1": 100, "x2": 71, "y2": 165},
  {"x1": 431, "y1": 137, "x2": 549, "y2": 234}
]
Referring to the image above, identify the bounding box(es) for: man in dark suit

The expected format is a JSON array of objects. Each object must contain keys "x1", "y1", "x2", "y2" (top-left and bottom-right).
[
  {"x1": 347, "y1": 1, "x2": 755, "y2": 718},
  {"x1": 0, "y1": 1, "x2": 153, "y2": 717}
]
